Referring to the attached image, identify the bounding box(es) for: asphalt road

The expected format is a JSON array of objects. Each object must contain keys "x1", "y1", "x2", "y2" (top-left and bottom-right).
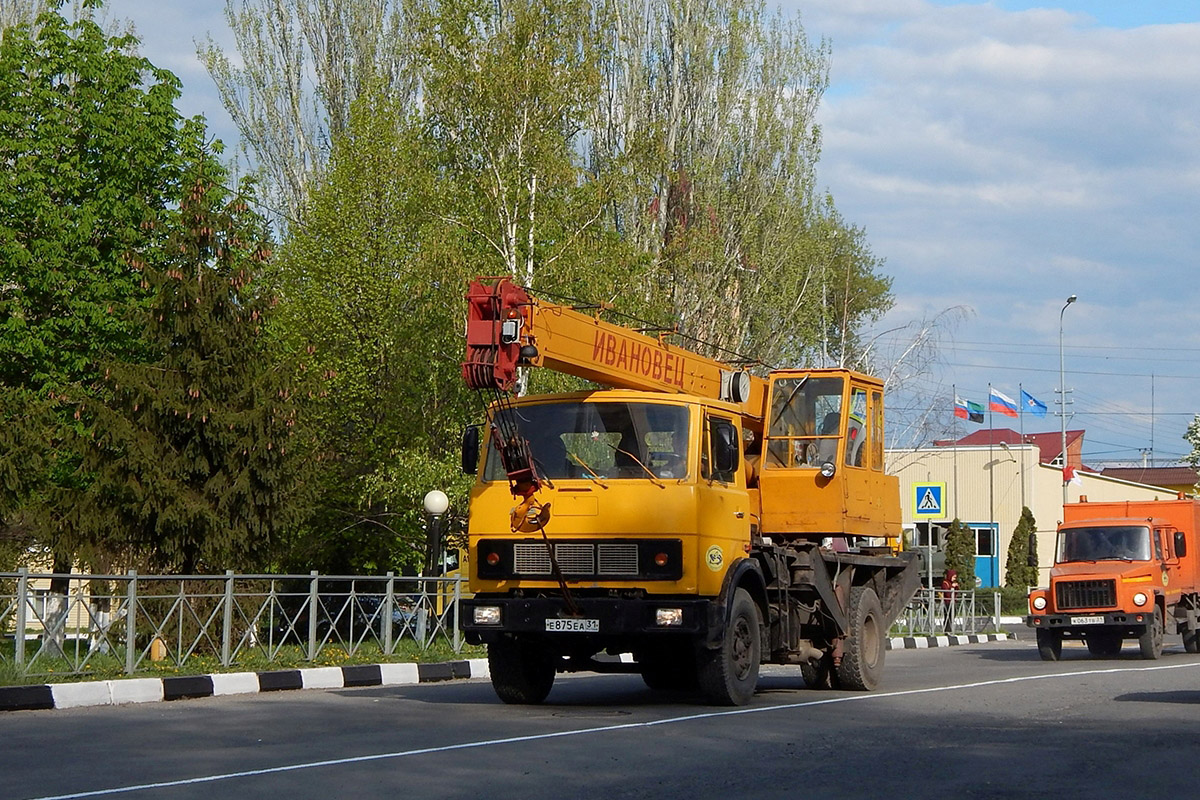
[{"x1": 5, "y1": 636, "x2": 1200, "y2": 800}]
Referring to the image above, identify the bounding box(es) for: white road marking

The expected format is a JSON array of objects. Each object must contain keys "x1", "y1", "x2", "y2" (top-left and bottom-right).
[{"x1": 26, "y1": 661, "x2": 1200, "y2": 800}]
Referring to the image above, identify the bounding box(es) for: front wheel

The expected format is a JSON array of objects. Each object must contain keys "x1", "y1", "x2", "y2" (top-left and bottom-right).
[
  {"x1": 698, "y1": 588, "x2": 762, "y2": 706},
  {"x1": 1036, "y1": 628, "x2": 1062, "y2": 661},
  {"x1": 488, "y1": 636, "x2": 557, "y2": 704},
  {"x1": 1138, "y1": 606, "x2": 1164, "y2": 660},
  {"x1": 837, "y1": 586, "x2": 885, "y2": 691}
]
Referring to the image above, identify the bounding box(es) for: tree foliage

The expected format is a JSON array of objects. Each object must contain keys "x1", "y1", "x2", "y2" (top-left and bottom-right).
[
  {"x1": 59, "y1": 161, "x2": 312, "y2": 573},
  {"x1": 943, "y1": 518, "x2": 976, "y2": 589},
  {"x1": 199, "y1": 0, "x2": 418, "y2": 221},
  {"x1": 1004, "y1": 506, "x2": 1039, "y2": 589}
]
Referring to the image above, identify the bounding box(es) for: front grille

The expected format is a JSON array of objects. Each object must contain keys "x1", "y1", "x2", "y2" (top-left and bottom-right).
[
  {"x1": 1055, "y1": 579, "x2": 1117, "y2": 610},
  {"x1": 481, "y1": 539, "x2": 682, "y2": 581},
  {"x1": 512, "y1": 543, "x2": 599, "y2": 575},
  {"x1": 598, "y1": 544, "x2": 638, "y2": 575}
]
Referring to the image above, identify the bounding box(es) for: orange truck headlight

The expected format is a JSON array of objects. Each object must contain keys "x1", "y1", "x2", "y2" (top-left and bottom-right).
[
  {"x1": 1132, "y1": 592, "x2": 1148, "y2": 607},
  {"x1": 1031, "y1": 594, "x2": 1047, "y2": 611}
]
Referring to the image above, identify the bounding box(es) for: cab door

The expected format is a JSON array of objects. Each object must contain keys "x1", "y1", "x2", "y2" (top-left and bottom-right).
[{"x1": 696, "y1": 412, "x2": 750, "y2": 597}]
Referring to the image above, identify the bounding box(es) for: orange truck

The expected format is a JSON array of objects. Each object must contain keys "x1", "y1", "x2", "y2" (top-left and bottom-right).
[
  {"x1": 1027, "y1": 495, "x2": 1200, "y2": 660},
  {"x1": 456, "y1": 277, "x2": 920, "y2": 705}
]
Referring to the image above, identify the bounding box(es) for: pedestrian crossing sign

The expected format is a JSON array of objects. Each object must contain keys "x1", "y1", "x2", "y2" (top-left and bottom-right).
[{"x1": 913, "y1": 482, "x2": 946, "y2": 518}]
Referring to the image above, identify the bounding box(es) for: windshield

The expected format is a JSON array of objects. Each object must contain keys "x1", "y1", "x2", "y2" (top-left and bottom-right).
[
  {"x1": 1056, "y1": 525, "x2": 1152, "y2": 563},
  {"x1": 765, "y1": 375, "x2": 844, "y2": 468},
  {"x1": 484, "y1": 401, "x2": 691, "y2": 482}
]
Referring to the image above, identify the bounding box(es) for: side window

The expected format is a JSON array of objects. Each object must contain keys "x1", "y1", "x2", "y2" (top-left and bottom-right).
[
  {"x1": 870, "y1": 390, "x2": 884, "y2": 472},
  {"x1": 845, "y1": 388, "x2": 867, "y2": 468},
  {"x1": 1154, "y1": 530, "x2": 1164, "y2": 561},
  {"x1": 702, "y1": 415, "x2": 739, "y2": 483}
]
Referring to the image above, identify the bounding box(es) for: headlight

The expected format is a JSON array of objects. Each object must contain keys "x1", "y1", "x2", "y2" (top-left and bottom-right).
[
  {"x1": 473, "y1": 606, "x2": 502, "y2": 625},
  {"x1": 1133, "y1": 592, "x2": 1148, "y2": 607},
  {"x1": 655, "y1": 608, "x2": 683, "y2": 627},
  {"x1": 1032, "y1": 595, "x2": 1047, "y2": 611}
]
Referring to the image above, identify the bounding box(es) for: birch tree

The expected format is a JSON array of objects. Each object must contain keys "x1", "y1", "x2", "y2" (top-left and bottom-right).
[{"x1": 199, "y1": 0, "x2": 417, "y2": 221}]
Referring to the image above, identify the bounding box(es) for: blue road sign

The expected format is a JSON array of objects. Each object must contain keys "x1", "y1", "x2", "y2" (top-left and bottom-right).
[{"x1": 913, "y1": 482, "x2": 946, "y2": 518}]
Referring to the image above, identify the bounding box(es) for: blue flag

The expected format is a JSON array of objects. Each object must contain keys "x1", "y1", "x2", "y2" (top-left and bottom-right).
[{"x1": 1021, "y1": 389, "x2": 1048, "y2": 418}]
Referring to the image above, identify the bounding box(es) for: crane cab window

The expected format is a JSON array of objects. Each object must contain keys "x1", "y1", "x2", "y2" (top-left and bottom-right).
[
  {"x1": 764, "y1": 375, "x2": 843, "y2": 469},
  {"x1": 844, "y1": 388, "x2": 868, "y2": 469}
]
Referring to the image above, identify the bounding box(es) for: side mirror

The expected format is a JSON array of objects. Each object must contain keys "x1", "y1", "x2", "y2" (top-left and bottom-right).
[
  {"x1": 713, "y1": 423, "x2": 738, "y2": 476},
  {"x1": 1026, "y1": 532, "x2": 1038, "y2": 567},
  {"x1": 1175, "y1": 531, "x2": 1187, "y2": 559},
  {"x1": 461, "y1": 426, "x2": 480, "y2": 475}
]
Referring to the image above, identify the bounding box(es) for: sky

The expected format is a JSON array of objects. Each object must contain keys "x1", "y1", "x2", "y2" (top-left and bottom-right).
[{"x1": 100, "y1": 0, "x2": 1200, "y2": 467}]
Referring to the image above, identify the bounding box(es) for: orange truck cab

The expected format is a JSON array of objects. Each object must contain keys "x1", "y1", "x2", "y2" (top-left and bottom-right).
[{"x1": 1027, "y1": 496, "x2": 1200, "y2": 660}]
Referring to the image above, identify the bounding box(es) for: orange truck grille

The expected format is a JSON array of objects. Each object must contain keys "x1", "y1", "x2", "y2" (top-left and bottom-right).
[{"x1": 1055, "y1": 579, "x2": 1116, "y2": 610}]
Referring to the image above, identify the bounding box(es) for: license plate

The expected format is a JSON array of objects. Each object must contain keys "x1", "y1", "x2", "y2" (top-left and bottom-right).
[
  {"x1": 545, "y1": 618, "x2": 600, "y2": 633},
  {"x1": 1070, "y1": 615, "x2": 1105, "y2": 625}
]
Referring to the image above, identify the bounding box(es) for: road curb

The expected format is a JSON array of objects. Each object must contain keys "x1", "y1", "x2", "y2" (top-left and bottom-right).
[
  {"x1": 0, "y1": 658, "x2": 490, "y2": 713},
  {"x1": 888, "y1": 632, "x2": 1011, "y2": 650},
  {"x1": 1, "y1": 634, "x2": 1012, "y2": 712}
]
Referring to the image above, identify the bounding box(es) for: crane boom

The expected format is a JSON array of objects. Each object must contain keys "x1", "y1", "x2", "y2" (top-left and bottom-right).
[{"x1": 463, "y1": 277, "x2": 767, "y2": 417}]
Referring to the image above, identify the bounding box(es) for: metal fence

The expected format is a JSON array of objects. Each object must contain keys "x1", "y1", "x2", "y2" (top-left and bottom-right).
[
  {"x1": 893, "y1": 588, "x2": 1005, "y2": 636},
  {"x1": 0, "y1": 569, "x2": 464, "y2": 678}
]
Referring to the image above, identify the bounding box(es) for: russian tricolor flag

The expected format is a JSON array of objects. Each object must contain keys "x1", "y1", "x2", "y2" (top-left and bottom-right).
[{"x1": 989, "y1": 388, "x2": 1019, "y2": 418}]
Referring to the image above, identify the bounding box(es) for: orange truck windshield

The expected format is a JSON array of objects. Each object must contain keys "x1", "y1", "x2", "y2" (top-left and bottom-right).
[{"x1": 1056, "y1": 525, "x2": 1152, "y2": 563}]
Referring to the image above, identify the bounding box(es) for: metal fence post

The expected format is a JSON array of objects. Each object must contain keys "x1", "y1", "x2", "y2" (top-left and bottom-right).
[
  {"x1": 383, "y1": 572, "x2": 394, "y2": 655},
  {"x1": 15, "y1": 567, "x2": 28, "y2": 669},
  {"x1": 994, "y1": 590, "x2": 1002, "y2": 632},
  {"x1": 221, "y1": 570, "x2": 234, "y2": 667},
  {"x1": 307, "y1": 570, "x2": 319, "y2": 662},
  {"x1": 125, "y1": 570, "x2": 138, "y2": 674},
  {"x1": 452, "y1": 575, "x2": 462, "y2": 653}
]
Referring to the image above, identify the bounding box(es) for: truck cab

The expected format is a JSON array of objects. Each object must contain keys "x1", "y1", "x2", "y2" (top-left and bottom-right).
[{"x1": 1027, "y1": 497, "x2": 1200, "y2": 661}]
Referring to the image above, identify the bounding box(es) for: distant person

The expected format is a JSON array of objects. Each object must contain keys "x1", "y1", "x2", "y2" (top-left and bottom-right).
[{"x1": 940, "y1": 569, "x2": 960, "y2": 633}]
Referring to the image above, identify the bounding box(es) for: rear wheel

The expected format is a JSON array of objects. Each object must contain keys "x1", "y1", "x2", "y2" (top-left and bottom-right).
[
  {"x1": 800, "y1": 653, "x2": 837, "y2": 690},
  {"x1": 489, "y1": 636, "x2": 557, "y2": 704},
  {"x1": 698, "y1": 588, "x2": 761, "y2": 706},
  {"x1": 1138, "y1": 606, "x2": 1164, "y2": 660},
  {"x1": 1036, "y1": 628, "x2": 1062, "y2": 661},
  {"x1": 837, "y1": 586, "x2": 885, "y2": 691},
  {"x1": 1183, "y1": 626, "x2": 1200, "y2": 654},
  {"x1": 1085, "y1": 632, "x2": 1122, "y2": 658}
]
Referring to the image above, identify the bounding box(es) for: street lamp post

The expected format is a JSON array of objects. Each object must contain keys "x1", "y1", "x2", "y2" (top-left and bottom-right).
[
  {"x1": 1059, "y1": 295, "x2": 1077, "y2": 507},
  {"x1": 423, "y1": 489, "x2": 450, "y2": 576}
]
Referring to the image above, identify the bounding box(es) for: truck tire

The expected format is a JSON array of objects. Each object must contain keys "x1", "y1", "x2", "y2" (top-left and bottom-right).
[
  {"x1": 1183, "y1": 627, "x2": 1200, "y2": 654},
  {"x1": 836, "y1": 586, "x2": 885, "y2": 691},
  {"x1": 800, "y1": 654, "x2": 837, "y2": 690},
  {"x1": 1036, "y1": 628, "x2": 1062, "y2": 661},
  {"x1": 488, "y1": 636, "x2": 557, "y2": 704},
  {"x1": 698, "y1": 588, "x2": 761, "y2": 706},
  {"x1": 1085, "y1": 632, "x2": 1122, "y2": 658},
  {"x1": 1138, "y1": 607, "x2": 1164, "y2": 660}
]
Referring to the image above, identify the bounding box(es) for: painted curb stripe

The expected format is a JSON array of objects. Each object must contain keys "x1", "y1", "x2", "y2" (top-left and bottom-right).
[
  {"x1": 0, "y1": 684, "x2": 54, "y2": 712},
  {"x1": 163, "y1": 676, "x2": 215, "y2": 701},
  {"x1": 340, "y1": 664, "x2": 382, "y2": 688},
  {"x1": 257, "y1": 670, "x2": 303, "y2": 692}
]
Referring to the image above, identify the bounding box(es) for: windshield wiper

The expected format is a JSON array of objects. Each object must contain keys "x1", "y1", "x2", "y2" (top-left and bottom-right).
[
  {"x1": 568, "y1": 453, "x2": 609, "y2": 488},
  {"x1": 611, "y1": 446, "x2": 667, "y2": 488}
]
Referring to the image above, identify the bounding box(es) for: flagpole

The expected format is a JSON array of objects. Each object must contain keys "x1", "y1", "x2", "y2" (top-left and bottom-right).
[
  {"x1": 988, "y1": 384, "x2": 996, "y2": 589},
  {"x1": 1018, "y1": 383, "x2": 1027, "y2": 509},
  {"x1": 952, "y1": 384, "x2": 959, "y2": 520}
]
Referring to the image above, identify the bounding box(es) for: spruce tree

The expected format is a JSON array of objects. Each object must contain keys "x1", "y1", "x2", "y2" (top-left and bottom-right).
[
  {"x1": 65, "y1": 158, "x2": 312, "y2": 572},
  {"x1": 944, "y1": 517, "x2": 976, "y2": 589},
  {"x1": 1004, "y1": 506, "x2": 1039, "y2": 589}
]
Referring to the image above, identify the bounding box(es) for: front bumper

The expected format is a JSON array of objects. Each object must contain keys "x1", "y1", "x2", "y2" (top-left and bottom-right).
[
  {"x1": 461, "y1": 595, "x2": 718, "y2": 646},
  {"x1": 1026, "y1": 610, "x2": 1151, "y2": 638}
]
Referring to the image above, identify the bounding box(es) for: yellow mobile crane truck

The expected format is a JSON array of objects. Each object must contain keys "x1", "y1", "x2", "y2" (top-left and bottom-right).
[{"x1": 458, "y1": 277, "x2": 920, "y2": 705}]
